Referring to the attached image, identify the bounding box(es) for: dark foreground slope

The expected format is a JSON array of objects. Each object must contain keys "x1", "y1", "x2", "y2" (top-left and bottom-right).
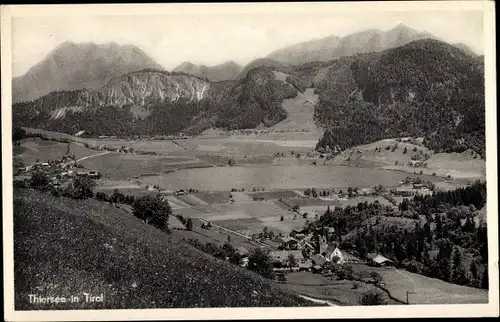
[{"x1": 13, "y1": 189, "x2": 314, "y2": 309}]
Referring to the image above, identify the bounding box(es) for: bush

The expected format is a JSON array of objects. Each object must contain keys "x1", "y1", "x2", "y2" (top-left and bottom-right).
[
  {"x1": 30, "y1": 171, "x2": 49, "y2": 190},
  {"x1": 13, "y1": 127, "x2": 27, "y2": 141},
  {"x1": 370, "y1": 271, "x2": 382, "y2": 284},
  {"x1": 95, "y1": 191, "x2": 110, "y2": 202},
  {"x1": 13, "y1": 180, "x2": 27, "y2": 188},
  {"x1": 111, "y1": 189, "x2": 126, "y2": 203},
  {"x1": 72, "y1": 177, "x2": 96, "y2": 199},
  {"x1": 359, "y1": 290, "x2": 386, "y2": 306},
  {"x1": 186, "y1": 218, "x2": 193, "y2": 231},
  {"x1": 50, "y1": 187, "x2": 61, "y2": 197},
  {"x1": 132, "y1": 195, "x2": 172, "y2": 231},
  {"x1": 247, "y1": 248, "x2": 273, "y2": 279}
]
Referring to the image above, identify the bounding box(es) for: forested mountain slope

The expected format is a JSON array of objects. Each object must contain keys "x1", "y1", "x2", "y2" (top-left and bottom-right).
[
  {"x1": 312, "y1": 39, "x2": 485, "y2": 157},
  {"x1": 13, "y1": 68, "x2": 296, "y2": 136}
]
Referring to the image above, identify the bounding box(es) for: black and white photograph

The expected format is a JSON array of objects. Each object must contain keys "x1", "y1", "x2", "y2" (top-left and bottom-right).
[{"x1": 2, "y1": 2, "x2": 498, "y2": 321}]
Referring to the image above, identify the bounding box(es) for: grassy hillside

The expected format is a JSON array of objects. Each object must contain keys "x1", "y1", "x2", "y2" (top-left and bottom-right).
[{"x1": 13, "y1": 189, "x2": 316, "y2": 309}]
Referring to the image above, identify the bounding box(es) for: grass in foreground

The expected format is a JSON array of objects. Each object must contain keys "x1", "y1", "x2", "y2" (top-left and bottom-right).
[{"x1": 13, "y1": 189, "x2": 318, "y2": 310}]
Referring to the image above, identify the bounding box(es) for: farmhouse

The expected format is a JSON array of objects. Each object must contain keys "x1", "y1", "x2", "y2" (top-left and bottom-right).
[
  {"x1": 297, "y1": 240, "x2": 315, "y2": 252},
  {"x1": 294, "y1": 233, "x2": 306, "y2": 240},
  {"x1": 367, "y1": 253, "x2": 395, "y2": 267},
  {"x1": 279, "y1": 236, "x2": 299, "y2": 250},
  {"x1": 88, "y1": 171, "x2": 101, "y2": 179},
  {"x1": 297, "y1": 259, "x2": 313, "y2": 271},
  {"x1": 311, "y1": 254, "x2": 327, "y2": 267},
  {"x1": 76, "y1": 170, "x2": 90, "y2": 177},
  {"x1": 326, "y1": 247, "x2": 346, "y2": 264},
  {"x1": 409, "y1": 160, "x2": 421, "y2": 167},
  {"x1": 393, "y1": 184, "x2": 417, "y2": 197},
  {"x1": 271, "y1": 250, "x2": 304, "y2": 266},
  {"x1": 175, "y1": 190, "x2": 187, "y2": 196}
]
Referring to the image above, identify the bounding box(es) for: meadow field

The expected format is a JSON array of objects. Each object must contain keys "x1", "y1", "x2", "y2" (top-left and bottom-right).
[
  {"x1": 348, "y1": 264, "x2": 488, "y2": 305},
  {"x1": 14, "y1": 138, "x2": 97, "y2": 165},
  {"x1": 279, "y1": 272, "x2": 399, "y2": 306},
  {"x1": 79, "y1": 153, "x2": 202, "y2": 179}
]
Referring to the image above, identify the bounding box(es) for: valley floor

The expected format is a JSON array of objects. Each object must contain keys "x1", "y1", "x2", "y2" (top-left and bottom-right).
[{"x1": 13, "y1": 126, "x2": 488, "y2": 307}]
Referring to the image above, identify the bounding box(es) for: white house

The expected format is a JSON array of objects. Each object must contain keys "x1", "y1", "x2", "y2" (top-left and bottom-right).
[{"x1": 326, "y1": 247, "x2": 346, "y2": 264}]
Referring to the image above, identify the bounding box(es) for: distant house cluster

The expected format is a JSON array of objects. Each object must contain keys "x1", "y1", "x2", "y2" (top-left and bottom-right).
[
  {"x1": 266, "y1": 225, "x2": 374, "y2": 272},
  {"x1": 14, "y1": 153, "x2": 101, "y2": 188}
]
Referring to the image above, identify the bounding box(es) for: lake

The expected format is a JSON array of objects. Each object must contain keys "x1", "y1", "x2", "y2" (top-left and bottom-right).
[{"x1": 139, "y1": 165, "x2": 436, "y2": 191}]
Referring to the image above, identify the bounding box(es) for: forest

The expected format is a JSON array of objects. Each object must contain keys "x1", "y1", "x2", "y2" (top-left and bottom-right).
[
  {"x1": 315, "y1": 39, "x2": 485, "y2": 157},
  {"x1": 317, "y1": 181, "x2": 488, "y2": 289}
]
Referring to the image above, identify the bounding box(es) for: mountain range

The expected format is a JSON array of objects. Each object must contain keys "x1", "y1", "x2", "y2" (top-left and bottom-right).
[
  {"x1": 173, "y1": 61, "x2": 243, "y2": 82},
  {"x1": 12, "y1": 41, "x2": 164, "y2": 103},
  {"x1": 12, "y1": 25, "x2": 485, "y2": 156},
  {"x1": 265, "y1": 24, "x2": 436, "y2": 65}
]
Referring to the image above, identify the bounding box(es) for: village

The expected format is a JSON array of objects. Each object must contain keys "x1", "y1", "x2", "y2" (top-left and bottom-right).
[{"x1": 13, "y1": 143, "x2": 102, "y2": 189}]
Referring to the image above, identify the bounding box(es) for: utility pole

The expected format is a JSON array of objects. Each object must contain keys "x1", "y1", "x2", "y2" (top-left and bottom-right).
[{"x1": 406, "y1": 290, "x2": 416, "y2": 304}]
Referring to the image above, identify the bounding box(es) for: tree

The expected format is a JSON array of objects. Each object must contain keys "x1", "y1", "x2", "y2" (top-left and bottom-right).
[
  {"x1": 72, "y1": 176, "x2": 96, "y2": 199},
  {"x1": 370, "y1": 271, "x2": 382, "y2": 284},
  {"x1": 96, "y1": 191, "x2": 109, "y2": 202},
  {"x1": 186, "y1": 218, "x2": 193, "y2": 231},
  {"x1": 12, "y1": 127, "x2": 27, "y2": 141},
  {"x1": 400, "y1": 198, "x2": 410, "y2": 212},
  {"x1": 403, "y1": 147, "x2": 408, "y2": 154},
  {"x1": 247, "y1": 248, "x2": 273, "y2": 279},
  {"x1": 348, "y1": 187, "x2": 353, "y2": 198},
  {"x1": 451, "y1": 247, "x2": 468, "y2": 285},
  {"x1": 280, "y1": 215, "x2": 284, "y2": 221},
  {"x1": 29, "y1": 171, "x2": 49, "y2": 190},
  {"x1": 132, "y1": 195, "x2": 171, "y2": 231},
  {"x1": 111, "y1": 189, "x2": 125, "y2": 203},
  {"x1": 481, "y1": 269, "x2": 489, "y2": 289},
  {"x1": 469, "y1": 260, "x2": 478, "y2": 284},
  {"x1": 229, "y1": 252, "x2": 243, "y2": 266},
  {"x1": 228, "y1": 159, "x2": 235, "y2": 166},
  {"x1": 359, "y1": 291, "x2": 386, "y2": 305},
  {"x1": 292, "y1": 204, "x2": 300, "y2": 212}
]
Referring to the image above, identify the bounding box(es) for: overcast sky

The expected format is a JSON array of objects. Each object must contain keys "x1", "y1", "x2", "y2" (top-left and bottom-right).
[{"x1": 11, "y1": 5, "x2": 484, "y2": 77}]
